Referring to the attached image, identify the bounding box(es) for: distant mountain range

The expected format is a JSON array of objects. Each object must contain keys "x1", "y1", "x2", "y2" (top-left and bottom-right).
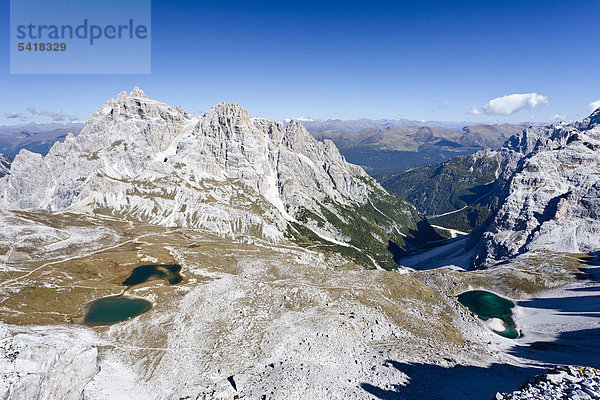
[
  {"x1": 301, "y1": 118, "x2": 469, "y2": 132},
  {"x1": 305, "y1": 121, "x2": 528, "y2": 174},
  {"x1": 0, "y1": 122, "x2": 84, "y2": 157}
]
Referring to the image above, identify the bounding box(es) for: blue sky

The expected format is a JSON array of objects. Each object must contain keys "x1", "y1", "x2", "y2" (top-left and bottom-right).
[{"x1": 1, "y1": 0, "x2": 599, "y2": 125}]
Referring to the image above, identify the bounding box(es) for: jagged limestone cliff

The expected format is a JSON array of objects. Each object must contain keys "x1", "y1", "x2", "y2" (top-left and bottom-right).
[
  {"x1": 472, "y1": 109, "x2": 600, "y2": 267},
  {"x1": 0, "y1": 88, "x2": 436, "y2": 269}
]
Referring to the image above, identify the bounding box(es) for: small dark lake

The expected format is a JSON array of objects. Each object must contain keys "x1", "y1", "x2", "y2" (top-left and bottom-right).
[
  {"x1": 458, "y1": 290, "x2": 519, "y2": 339},
  {"x1": 83, "y1": 295, "x2": 152, "y2": 326},
  {"x1": 122, "y1": 264, "x2": 183, "y2": 286}
]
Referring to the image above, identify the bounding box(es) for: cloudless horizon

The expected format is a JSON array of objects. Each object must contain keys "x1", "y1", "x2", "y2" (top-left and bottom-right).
[{"x1": 1, "y1": 0, "x2": 599, "y2": 125}]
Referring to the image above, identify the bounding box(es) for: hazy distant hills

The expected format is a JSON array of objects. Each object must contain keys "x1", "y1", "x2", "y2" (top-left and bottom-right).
[
  {"x1": 301, "y1": 118, "x2": 467, "y2": 132},
  {"x1": 0, "y1": 122, "x2": 84, "y2": 157},
  {"x1": 306, "y1": 120, "x2": 527, "y2": 174}
]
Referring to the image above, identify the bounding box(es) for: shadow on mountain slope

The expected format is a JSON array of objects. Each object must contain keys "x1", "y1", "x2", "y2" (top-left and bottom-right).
[
  {"x1": 577, "y1": 252, "x2": 600, "y2": 283},
  {"x1": 360, "y1": 361, "x2": 541, "y2": 400},
  {"x1": 387, "y1": 220, "x2": 445, "y2": 264},
  {"x1": 393, "y1": 235, "x2": 472, "y2": 270},
  {"x1": 518, "y1": 298, "x2": 600, "y2": 314},
  {"x1": 508, "y1": 327, "x2": 600, "y2": 368}
]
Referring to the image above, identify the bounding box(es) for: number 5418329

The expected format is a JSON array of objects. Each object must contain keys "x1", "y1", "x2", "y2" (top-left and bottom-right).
[{"x1": 18, "y1": 42, "x2": 66, "y2": 51}]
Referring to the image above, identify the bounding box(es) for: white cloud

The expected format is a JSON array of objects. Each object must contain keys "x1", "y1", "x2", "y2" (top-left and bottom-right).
[
  {"x1": 588, "y1": 99, "x2": 600, "y2": 112},
  {"x1": 4, "y1": 111, "x2": 28, "y2": 119},
  {"x1": 26, "y1": 107, "x2": 78, "y2": 122},
  {"x1": 550, "y1": 114, "x2": 566, "y2": 121},
  {"x1": 467, "y1": 106, "x2": 483, "y2": 115},
  {"x1": 284, "y1": 117, "x2": 314, "y2": 123},
  {"x1": 468, "y1": 93, "x2": 548, "y2": 116}
]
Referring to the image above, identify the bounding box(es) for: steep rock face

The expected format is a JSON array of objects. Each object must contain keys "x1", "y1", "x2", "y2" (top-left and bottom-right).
[
  {"x1": 0, "y1": 88, "x2": 434, "y2": 269},
  {"x1": 473, "y1": 110, "x2": 600, "y2": 267},
  {"x1": 0, "y1": 154, "x2": 10, "y2": 177},
  {"x1": 0, "y1": 88, "x2": 192, "y2": 211}
]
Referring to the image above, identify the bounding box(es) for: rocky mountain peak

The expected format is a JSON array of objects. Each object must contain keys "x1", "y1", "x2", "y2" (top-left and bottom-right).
[
  {"x1": 117, "y1": 86, "x2": 149, "y2": 100},
  {"x1": 201, "y1": 102, "x2": 254, "y2": 136},
  {"x1": 100, "y1": 89, "x2": 190, "y2": 125},
  {"x1": 281, "y1": 119, "x2": 323, "y2": 152},
  {"x1": 204, "y1": 102, "x2": 250, "y2": 123}
]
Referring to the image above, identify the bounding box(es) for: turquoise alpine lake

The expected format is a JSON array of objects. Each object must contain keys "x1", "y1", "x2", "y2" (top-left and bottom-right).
[
  {"x1": 122, "y1": 264, "x2": 183, "y2": 286},
  {"x1": 457, "y1": 290, "x2": 519, "y2": 339},
  {"x1": 83, "y1": 295, "x2": 152, "y2": 326}
]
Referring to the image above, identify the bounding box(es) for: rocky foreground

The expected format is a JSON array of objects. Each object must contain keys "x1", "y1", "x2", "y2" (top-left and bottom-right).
[{"x1": 497, "y1": 366, "x2": 600, "y2": 400}]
